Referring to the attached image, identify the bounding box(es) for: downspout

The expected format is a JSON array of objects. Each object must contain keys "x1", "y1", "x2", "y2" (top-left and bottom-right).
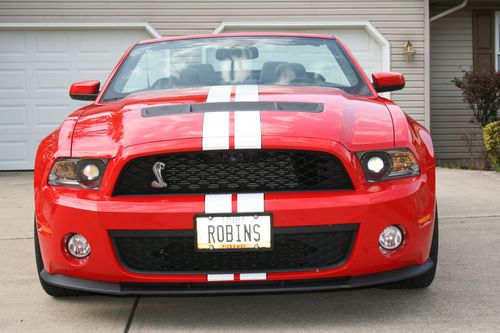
[
  {"x1": 424, "y1": 0, "x2": 430, "y2": 129},
  {"x1": 430, "y1": 0, "x2": 468, "y2": 23}
]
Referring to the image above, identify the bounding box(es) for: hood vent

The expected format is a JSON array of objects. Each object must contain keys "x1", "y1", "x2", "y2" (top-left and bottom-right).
[{"x1": 142, "y1": 101, "x2": 324, "y2": 118}]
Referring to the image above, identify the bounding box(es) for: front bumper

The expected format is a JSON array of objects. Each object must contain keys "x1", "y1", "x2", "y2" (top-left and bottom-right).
[
  {"x1": 36, "y1": 165, "x2": 436, "y2": 289},
  {"x1": 40, "y1": 259, "x2": 433, "y2": 295}
]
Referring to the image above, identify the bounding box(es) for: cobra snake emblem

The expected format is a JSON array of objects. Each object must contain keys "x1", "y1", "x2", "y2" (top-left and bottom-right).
[{"x1": 151, "y1": 161, "x2": 168, "y2": 189}]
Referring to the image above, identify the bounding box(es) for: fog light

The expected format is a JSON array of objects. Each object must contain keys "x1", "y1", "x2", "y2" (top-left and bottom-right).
[
  {"x1": 379, "y1": 226, "x2": 403, "y2": 250},
  {"x1": 66, "y1": 234, "x2": 91, "y2": 258}
]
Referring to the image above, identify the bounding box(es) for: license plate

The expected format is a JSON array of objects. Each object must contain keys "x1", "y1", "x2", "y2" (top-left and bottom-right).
[{"x1": 195, "y1": 214, "x2": 272, "y2": 251}]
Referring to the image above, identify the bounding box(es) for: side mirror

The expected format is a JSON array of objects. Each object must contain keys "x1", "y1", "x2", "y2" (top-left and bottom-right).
[
  {"x1": 372, "y1": 72, "x2": 405, "y2": 93},
  {"x1": 69, "y1": 80, "x2": 100, "y2": 101}
]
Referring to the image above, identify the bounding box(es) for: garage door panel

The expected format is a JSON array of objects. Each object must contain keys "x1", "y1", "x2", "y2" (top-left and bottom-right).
[
  {"x1": 35, "y1": 32, "x2": 71, "y2": 55},
  {"x1": 76, "y1": 66, "x2": 117, "y2": 82},
  {"x1": 0, "y1": 69, "x2": 26, "y2": 91},
  {"x1": 0, "y1": 29, "x2": 142, "y2": 63},
  {"x1": 0, "y1": 105, "x2": 27, "y2": 126},
  {"x1": 0, "y1": 99, "x2": 68, "y2": 133},
  {"x1": 0, "y1": 31, "x2": 25, "y2": 55},
  {"x1": 0, "y1": 28, "x2": 150, "y2": 170},
  {"x1": 0, "y1": 125, "x2": 56, "y2": 139},
  {"x1": 0, "y1": 53, "x2": 120, "y2": 63},
  {"x1": 35, "y1": 69, "x2": 70, "y2": 91},
  {"x1": 35, "y1": 104, "x2": 72, "y2": 128},
  {"x1": 0, "y1": 133, "x2": 41, "y2": 170},
  {"x1": 78, "y1": 31, "x2": 125, "y2": 55},
  {"x1": 78, "y1": 69, "x2": 112, "y2": 78},
  {"x1": 338, "y1": 30, "x2": 372, "y2": 52},
  {"x1": 0, "y1": 141, "x2": 29, "y2": 164},
  {"x1": 0, "y1": 63, "x2": 114, "y2": 99}
]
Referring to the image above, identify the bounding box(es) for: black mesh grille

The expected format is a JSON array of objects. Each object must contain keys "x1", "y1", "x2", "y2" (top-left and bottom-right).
[
  {"x1": 113, "y1": 150, "x2": 353, "y2": 196},
  {"x1": 111, "y1": 226, "x2": 357, "y2": 273}
]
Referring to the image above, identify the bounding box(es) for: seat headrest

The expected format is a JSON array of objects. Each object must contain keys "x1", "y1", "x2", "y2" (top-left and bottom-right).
[
  {"x1": 189, "y1": 64, "x2": 217, "y2": 85},
  {"x1": 259, "y1": 61, "x2": 287, "y2": 84},
  {"x1": 275, "y1": 63, "x2": 307, "y2": 81},
  {"x1": 179, "y1": 66, "x2": 200, "y2": 85}
]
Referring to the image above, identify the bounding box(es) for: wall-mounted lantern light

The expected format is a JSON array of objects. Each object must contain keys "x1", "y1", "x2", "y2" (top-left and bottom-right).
[{"x1": 403, "y1": 40, "x2": 416, "y2": 62}]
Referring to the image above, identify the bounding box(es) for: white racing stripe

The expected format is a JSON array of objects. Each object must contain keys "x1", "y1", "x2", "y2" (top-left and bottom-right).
[
  {"x1": 204, "y1": 194, "x2": 232, "y2": 214},
  {"x1": 203, "y1": 85, "x2": 232, "y2": 150},
  {"x1": 237, "y1": 193, "x2": 264, "y2": 213},
  {"x1": 234, "y1": 85, "x2": 261, "y2": 149},
  {"x1": 236, "y1": 193, "x2": 267, "y2": 281},
  {"x1": 204, "y1": 193, "x2": 232, "y2": 282},
  {"x1": 234, "y1": 84, "x2": 259, "y2": 102},
  {"x1": 207, "y1": 85, "x2": 233, "y2": 103},
  {"x1": 234, "y1": 111, "x2": 262, "y2": 149},
  {"x1": 202, "y1": 85, "x2": 267, "y2": 282},
  {"x1": 207, "y1": 274, "x2": 235, "y2": 282},
  {"x1": 240, "y1": 273, "x2": 267, "y2": 281}
]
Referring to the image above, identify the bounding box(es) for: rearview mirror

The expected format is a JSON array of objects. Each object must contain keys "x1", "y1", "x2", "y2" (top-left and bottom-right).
[
  {"x1": 372, "y1": 72, "x2": 405, "y2": 93},
  {"x1": 215, "y1": 47, "x2": 259, "y2": 61},
  {"x1": 69, "y1": 80, "x2": 100, "y2": 101}
]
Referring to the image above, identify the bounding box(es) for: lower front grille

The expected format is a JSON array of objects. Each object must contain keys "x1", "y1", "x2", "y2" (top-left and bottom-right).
[{"x1": 110, "y1": 225, "x2": 358, "y2": 273}]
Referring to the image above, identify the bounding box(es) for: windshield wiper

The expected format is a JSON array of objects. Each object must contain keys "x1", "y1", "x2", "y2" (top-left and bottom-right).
[{"x1": 101, "y1": 96, "x2": 126, "y2": 102}]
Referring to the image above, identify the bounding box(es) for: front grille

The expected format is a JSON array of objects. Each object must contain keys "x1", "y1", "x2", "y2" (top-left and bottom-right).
[
  {"x1": 113, "y1": 150, "x2": 353, "y2": 196},
  {"x1": 110, "y1": 226, "x2": 357, "y2": 273}
]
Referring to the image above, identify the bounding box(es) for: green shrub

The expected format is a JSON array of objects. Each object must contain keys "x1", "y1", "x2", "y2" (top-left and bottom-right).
[{"x1": 483, "y1": 121, "x2": 500, "y2": 171}]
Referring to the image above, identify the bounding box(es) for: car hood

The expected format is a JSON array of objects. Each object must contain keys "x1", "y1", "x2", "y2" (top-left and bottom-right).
[{"x1": 71, "y1": 86, "x2": 395, "y2": 157}]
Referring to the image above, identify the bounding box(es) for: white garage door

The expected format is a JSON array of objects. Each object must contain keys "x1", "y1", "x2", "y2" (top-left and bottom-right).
[
  {"x1": 0, "y1": 28, "x2": 151, "y2": 170},
  {"x1": 218, "y1": 26, "x2": 383, "y2": 82}
]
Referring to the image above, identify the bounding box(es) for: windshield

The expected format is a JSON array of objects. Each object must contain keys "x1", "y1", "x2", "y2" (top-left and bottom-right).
[{"x1": 101, "y1": 36, "x2": 372, "y2": 101}]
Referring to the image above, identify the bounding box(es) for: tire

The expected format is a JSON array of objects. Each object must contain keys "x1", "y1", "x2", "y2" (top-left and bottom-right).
[
  {"x1": 34, "y1": 218, "x2": 88, "y2": 297},
  {"x1": 380, "y1": 209, "x2": 439, "y2": 289}
]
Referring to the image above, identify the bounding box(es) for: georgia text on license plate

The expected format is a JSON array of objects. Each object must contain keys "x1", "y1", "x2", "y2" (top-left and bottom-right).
[{"x1": 196, "y1": 214, "x2": 272, "y2": 251}]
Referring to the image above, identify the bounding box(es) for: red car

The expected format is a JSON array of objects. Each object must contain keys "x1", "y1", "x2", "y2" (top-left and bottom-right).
[{"x1": 34, "y1": 33, "x2": 437, "y2": 296}]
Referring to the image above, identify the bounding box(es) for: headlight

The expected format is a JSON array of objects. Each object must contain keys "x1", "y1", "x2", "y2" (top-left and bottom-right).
[
  {"x1": 48, "y1": 158, "x2": 107, "y2": 189},
  {"x1": 358, "y1": 149, "x2": 419, "y2": 182}
]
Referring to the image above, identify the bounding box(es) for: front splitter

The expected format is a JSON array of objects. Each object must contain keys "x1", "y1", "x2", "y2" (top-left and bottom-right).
[{"x1": 40, "y1": 259, "x2": 433, "y2": 296}]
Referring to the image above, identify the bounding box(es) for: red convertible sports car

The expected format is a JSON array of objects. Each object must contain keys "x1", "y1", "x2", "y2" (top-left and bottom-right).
[{"x1": 34, "y1": 32, "x2": 437, "y2": 296}]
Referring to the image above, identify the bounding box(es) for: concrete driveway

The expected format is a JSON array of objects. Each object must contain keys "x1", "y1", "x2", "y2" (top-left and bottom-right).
[{"x1": 0, "y1": 168, "x2": 499, "y2": 332}]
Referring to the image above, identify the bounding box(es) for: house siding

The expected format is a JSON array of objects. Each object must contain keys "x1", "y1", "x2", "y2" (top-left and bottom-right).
[
  {"x1": 430, "y1": 2, "x2": 500, "y2": 160},
  {"x1": 430, "y1": 9, "x2": 480, "y2": 159},
  {"x1": 0, "y1": 0, "x2": 427, "y2": 125}
]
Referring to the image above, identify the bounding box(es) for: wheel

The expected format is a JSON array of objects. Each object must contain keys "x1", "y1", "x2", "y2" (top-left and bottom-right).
[
  {"x1": 380, "y1": 209, "x2": 439, "y2": 289},
  {"x1": 34, "y1": 218, "x2": 88, "y2": 297}
]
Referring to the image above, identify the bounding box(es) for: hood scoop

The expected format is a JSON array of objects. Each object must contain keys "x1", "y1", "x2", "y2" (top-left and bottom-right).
[{"x1": 141, "y1": 101, "x2": 324, "y2": 118}]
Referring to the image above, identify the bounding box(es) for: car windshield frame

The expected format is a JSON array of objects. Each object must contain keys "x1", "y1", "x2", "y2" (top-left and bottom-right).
[{"x1": 100, "y1": 36, "x2": 373, "y2": 102}]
